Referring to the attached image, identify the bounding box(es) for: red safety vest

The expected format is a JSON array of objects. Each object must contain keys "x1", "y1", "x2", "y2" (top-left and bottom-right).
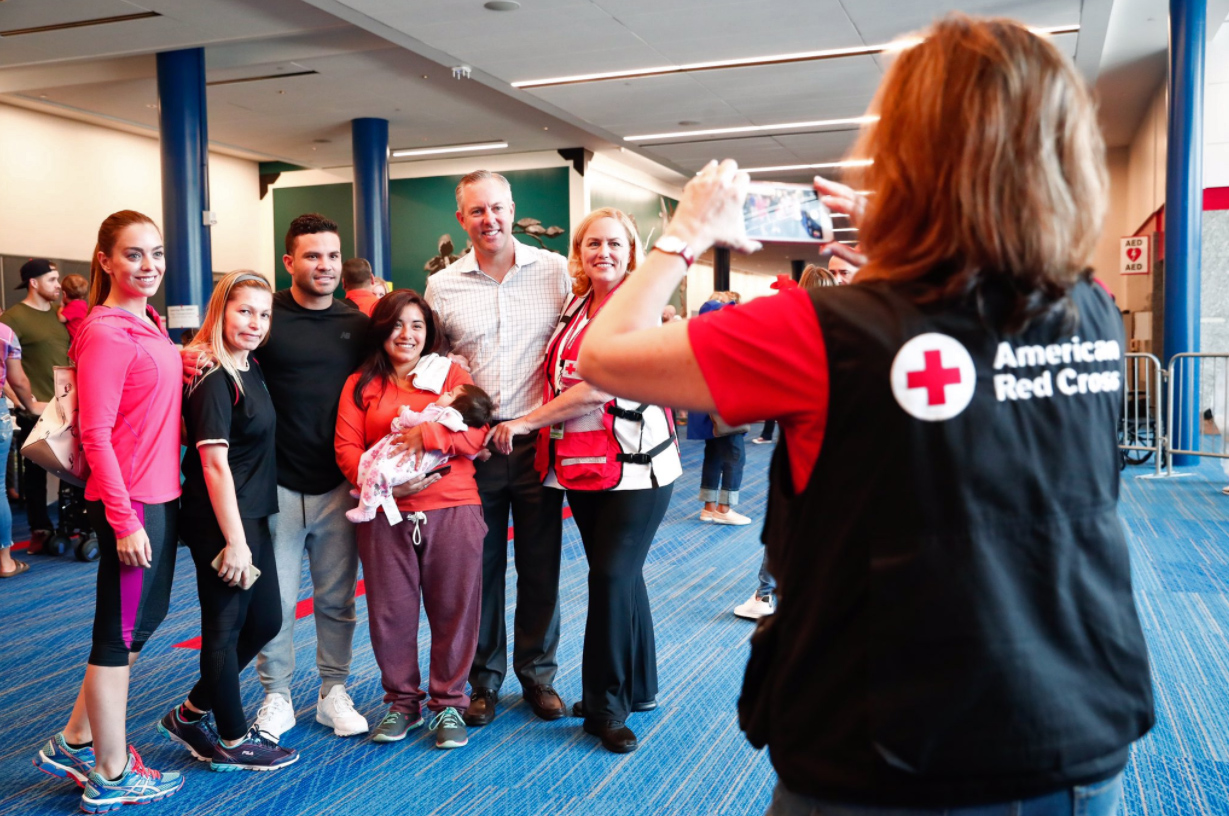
[{"x1": 534, "y1": 288, "x2": 675, "y2": 491}]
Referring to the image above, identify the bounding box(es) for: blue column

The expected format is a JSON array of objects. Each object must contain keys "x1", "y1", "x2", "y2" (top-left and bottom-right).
[
  {"x1": 352, "y1": 118, "x2": 391, "y2": 280},
  {"x1": 156, "y1": 48, "x2": 212, "y2": 318},
  {"x1": 1164, "y1": 0, "x2": 1206, "y2": 465}
]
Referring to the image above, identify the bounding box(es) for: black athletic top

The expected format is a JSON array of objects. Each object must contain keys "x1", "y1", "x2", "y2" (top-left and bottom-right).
[
  {"x1": 181, "y1": 364, "x2": 278, "y2": 522},
  {"x1": 254, "y1": 289, "x2": 368, "y2": 495}
]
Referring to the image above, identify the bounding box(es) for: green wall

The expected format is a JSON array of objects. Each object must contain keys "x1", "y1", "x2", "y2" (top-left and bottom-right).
[
  {"x1": 271, "y1": 167, "x2": 570, "y2": 295},
  {"x1": 589, "y1": 172, "x2": 682, "y2": 310}
]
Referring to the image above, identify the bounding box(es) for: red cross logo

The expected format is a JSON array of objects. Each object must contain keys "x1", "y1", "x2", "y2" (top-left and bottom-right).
[
  {"x1": 563, "y1": 361, "x2": 578, "y2": 378},
  {"x1": 906, "y1": 349, "x2": 962, "y2": 406}
]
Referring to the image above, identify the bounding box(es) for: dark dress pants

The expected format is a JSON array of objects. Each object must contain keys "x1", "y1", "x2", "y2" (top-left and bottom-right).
[
  {"x1": 470, "y1": 433, "x2": 563, "y2": 692},
  {"x1": 16, "y1": 412, "x2": 51, "y2": 530},
  {"x1": 567, "y1": 484, "x2": 672, "y2": 721}
]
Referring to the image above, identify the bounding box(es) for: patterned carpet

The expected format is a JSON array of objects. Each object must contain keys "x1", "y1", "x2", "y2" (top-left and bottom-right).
[{"x1": 0, "y1": 432, "x2": 1227, "y2": 815}]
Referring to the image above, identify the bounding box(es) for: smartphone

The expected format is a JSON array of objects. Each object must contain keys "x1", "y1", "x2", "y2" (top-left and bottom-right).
[
  {"x1": 209, "y1": 552, "x2": 261, "y2": 590},
  {"x1": 426, "y1": 464, "x2": 452, "y2": 478},
  {"x1": 744, "y1": 182, "x2": 834, "y2": 243}
]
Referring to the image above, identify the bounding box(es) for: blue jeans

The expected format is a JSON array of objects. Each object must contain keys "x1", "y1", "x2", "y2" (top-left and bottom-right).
[
  {"x1": 700, "y1": 434, "x2": 746, "y2": 506},
  {"x1": 0, "y1": 414, "x2": 12, "y2": 549},
  {"x1": 765, "y1": 773, "x2": 1124, "y2": 816},
  {"x1": 756, "y1": 552, "x2": 776, "y2": 599}
]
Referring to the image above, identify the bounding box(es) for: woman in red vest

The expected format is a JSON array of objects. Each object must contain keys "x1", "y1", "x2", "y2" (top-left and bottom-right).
[
  {"x1": 489, "y1": 207, "x2": 681, "y2": 753},
  {"x1": 581, "y1": 15, "x2": 1152, "y2": 816}
]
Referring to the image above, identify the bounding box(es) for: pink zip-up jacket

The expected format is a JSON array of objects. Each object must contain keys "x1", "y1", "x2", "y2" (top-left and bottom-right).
[{"x1": 72, "y1": 305, "x2": 182, "y2": 538}]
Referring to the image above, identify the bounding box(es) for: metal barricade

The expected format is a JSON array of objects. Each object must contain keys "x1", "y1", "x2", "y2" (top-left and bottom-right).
[
  {"x1": 1164, "y1": 352, "x2": 1229, "y2": 475},
  {"x1": 1119, "y1": 353, "x2": 1164, "y2": 477}
]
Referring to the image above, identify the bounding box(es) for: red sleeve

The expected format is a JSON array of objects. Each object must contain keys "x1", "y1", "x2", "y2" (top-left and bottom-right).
[
  {"x1": 334, "y1": 373, "x2": 367, "y2": 486},
  {"x1": 688, "y1": 288, "x2": 830, "y2": 493},
  {"x1": 418, "y1": 365, "x2": 488, "y2": 457}
]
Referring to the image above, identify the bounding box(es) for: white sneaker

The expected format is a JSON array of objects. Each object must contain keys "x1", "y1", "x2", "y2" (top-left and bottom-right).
[
  {"x1": 750, "y1": 437, "x2": 772, "y2": 445},
  {"x1": 253, "y1": 693, "x2": 295, "y2": 740},
  {"x1": 734, "y1": 594, "x2": 775, "y2": 620},
  {"x1": 316, "y1": 686, "x2": 369, "y2": 737},
  {"x1": 709, "y1": 508, "x2": 751, "y2": 525}
]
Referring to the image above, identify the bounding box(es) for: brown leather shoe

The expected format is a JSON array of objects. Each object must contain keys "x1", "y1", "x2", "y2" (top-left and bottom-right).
[
  {"x1": 523, "y1": 684, "x2": 565, "y2": 721},
  {"x1": 583, "y1": 718, "x2": 638, "y2": 753},
  {"x1": 464, "y1": 688, "x2": 497, "y2": 727}
]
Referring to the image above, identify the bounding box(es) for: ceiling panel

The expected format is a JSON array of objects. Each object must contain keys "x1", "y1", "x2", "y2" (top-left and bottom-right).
[{"x1": 840, "y1": 0, "x2": 1080, "y2": 43}]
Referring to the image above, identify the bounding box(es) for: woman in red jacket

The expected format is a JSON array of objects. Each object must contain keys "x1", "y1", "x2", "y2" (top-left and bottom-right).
[{"x1": 335, "y1": 289, "x2": 488, "y2": 751}]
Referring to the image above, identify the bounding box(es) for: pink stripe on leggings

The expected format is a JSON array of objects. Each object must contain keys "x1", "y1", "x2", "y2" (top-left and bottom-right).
[{"x1": 119, "y1": 501, "x2": 146, "y2": 650}]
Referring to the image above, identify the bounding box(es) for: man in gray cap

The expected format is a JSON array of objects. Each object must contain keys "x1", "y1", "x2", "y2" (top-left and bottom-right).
[{"x1": 1, "y1": 259, "x2": 69, "y2": 551}]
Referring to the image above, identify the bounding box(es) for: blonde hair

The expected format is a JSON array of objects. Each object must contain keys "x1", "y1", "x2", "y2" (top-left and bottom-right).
[
  {"x1": 186, "y1": 270, "x2": 273, "y2": 396},
  {"x1": 89, "y1": 210, "x2": 159, "y2": 308},
  {"x1": 568, "y1": 208, "x2": 640, "y2": 297},
  {"x1": 848, "y1": 15, "x2": 1106, "y2": 330},
  {"x1": 799, "y1": 265, "x2": 836, "y2": 291}
]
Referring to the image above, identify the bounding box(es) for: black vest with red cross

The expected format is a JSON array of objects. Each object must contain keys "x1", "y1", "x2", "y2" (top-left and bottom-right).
[{"x1": 744, "y1": 278, "x2": 1154, "y2": 807}]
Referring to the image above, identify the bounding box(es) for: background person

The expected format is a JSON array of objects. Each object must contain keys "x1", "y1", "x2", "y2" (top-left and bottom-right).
[
  {"x1": 489, "y1": 208, "x2": 681, "y2": 754},
  {"x1": 0, "y1": 323, "x2": 44, "y2": 579},
  {"x1": 158, "y1": 271, "x2": 296, "y2": 773},
  {"x1": 1, "y1": 258, "x2": 69, "y2": 553},
  {"x1": 689, "y1": 297, "x2": 749, "y2": 527},
  {"x1": 580, "y1": 16, "x2": 1153, "y2": 816},
  {"x1": 335, "y1": 290, "x2": 488, "y2": 750},
  {"x1": 424, "y1": 170, "x2": 572, "y2": 727},
  {"x1": 35, "y1": 210, "x2": 185, "y2": 812},
  {"x1": 342, "y1": 258, "x2": 379, "y2": 316},
  {"x1": 59, "y1": 273, "x2": 90, "y2": 345}
]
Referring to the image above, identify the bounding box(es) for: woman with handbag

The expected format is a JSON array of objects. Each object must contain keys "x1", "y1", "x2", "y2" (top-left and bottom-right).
[
  {"x1": 157, "y1": 270, "x2": 297, "y2": 772},
  {"x1": 489, "y1": 208, "x2": 682, "y2": 753},
  {"x1": 34, "y1": 210, "x2": 186, "y2": 812},
  {"x1": 0, "y1": 324, "x2": 45, "y2": 579}
]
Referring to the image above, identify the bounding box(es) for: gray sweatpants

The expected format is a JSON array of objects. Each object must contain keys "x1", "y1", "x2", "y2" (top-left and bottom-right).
[{"x1": 256, "y1": 481, "x2": 359, "y2": 700}]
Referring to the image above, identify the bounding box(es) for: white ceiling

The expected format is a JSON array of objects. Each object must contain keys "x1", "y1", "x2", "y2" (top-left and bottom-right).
[{"x1": 0, "y1": 0, "x2": 1223, "y2": 250}]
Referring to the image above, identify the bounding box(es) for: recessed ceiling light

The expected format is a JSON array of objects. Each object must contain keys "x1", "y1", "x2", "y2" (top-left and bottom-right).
[
  {"x1": 313, "y1": 139, "x2": 331, "y2": 144},
  {"x1": 678, "y1": 120, "x2": 700, "y2": 126},
  {"x1": 484, "y1": 1, "x2": 520, "y2": 10},
  {"x1": 392, "y1": 141, "x2": 508, "y2": 158},
  {"x1": 744, "y1": 159, "x2": 873, "y2": 173},
  {"x1": 512, "y1": 24, "x2": 1080, "y2": 88},
  {"x1": 626, "y1": 116, "x2": 876, "y2": 142},
  {"x1": 833, "y1": 227, "x2": 859, "y2": 233}
]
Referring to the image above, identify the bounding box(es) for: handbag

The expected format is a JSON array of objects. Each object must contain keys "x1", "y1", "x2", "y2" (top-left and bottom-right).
[
  {"x1": 710, "y1": 412, "x2": 751, "y2": 437},
  {"x1": 21, "y1": 365, "x2": 88, "y2": 488}
]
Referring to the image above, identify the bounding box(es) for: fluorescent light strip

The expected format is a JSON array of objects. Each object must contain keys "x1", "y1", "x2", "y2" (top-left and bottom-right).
[
  {"x1": 392, "y1": 141, "x2": 508, "y2": 158},
  {"x1": 0, "y1": 10, "x2": 160, "y2": 37},
  {"x1": 833, "y1": 228, "x2": 859, "y2": 233},
  {"x1": 512, "y1": 24, "x2": 1079, "y2": 89},
  {"x1": 745, "y1": 159, "x2": 873, "y2": 173},
  {"x1": 627, "y1": 116, "x2": 875, "y2": 142}
]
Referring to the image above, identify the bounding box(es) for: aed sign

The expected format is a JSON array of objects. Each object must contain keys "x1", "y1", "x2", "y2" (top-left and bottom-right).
[{"x1": 1121, "y1": 236, "x2": 1150, "y2": 276}]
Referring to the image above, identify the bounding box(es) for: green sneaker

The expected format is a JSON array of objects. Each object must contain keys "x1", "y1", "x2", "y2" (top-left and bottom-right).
[
  {"x1": 428, "y1": 707, "x2": 468, "y2": 749},
  {"x1": 372, "y1": 709, "x2": 422, "y2": 743}
]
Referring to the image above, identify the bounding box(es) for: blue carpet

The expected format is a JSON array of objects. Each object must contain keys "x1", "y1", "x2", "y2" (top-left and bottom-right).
[{"x1": 1, "y1": 433, "x2": 1227, "y2": 815}]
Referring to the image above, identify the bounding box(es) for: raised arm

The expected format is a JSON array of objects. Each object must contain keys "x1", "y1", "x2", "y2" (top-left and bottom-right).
[{"x1": 581, "y1": 159, "x2": 758, "y2": 410}]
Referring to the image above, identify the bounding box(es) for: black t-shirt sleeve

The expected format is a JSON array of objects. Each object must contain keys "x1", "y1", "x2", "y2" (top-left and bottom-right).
[{"x1": 185, "y1": 370, "x2": 237, "y2": 447}]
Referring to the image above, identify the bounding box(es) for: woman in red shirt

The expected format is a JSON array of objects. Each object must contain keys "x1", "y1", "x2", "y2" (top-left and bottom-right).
[{"x1": 335, "y1": 289, "x2": 488, "y2": 750}]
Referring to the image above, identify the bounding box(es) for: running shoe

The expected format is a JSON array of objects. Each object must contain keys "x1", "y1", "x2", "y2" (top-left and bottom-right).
[
  {"x1": 157, "y1": 707, "x2": 220, "y2": 761},
  {"x1": 210, "y1": 727, "x2": 299, "y2": 772},
  {"x1": 429, "y1": 707, "x2": 468, "y2": 749},
  {"x1": 253, "y1": 692, "x2": 295, "y2": 740},
  {"x1": 372, "y1": 709, "x2": 423, "y2": 743},
  {"x1": 79, "y1": 747, "x2": 183, "y2": 813},
  {"x1": 316, "y1": 685, "x2": 368, "y2": 737},
  {"x1": 34, "y1": 732, "x2": 94, "y2": 787}
]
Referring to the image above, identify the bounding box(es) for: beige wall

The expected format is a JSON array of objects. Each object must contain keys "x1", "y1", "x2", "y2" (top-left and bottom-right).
[{"x1": 0, "y1": 103, "x2": 267, "y2": 280}]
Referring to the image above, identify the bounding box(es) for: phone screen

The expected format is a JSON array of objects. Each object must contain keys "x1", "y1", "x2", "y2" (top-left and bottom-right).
[
  {"x1": 427, "y1": 464, "x2": 452, "y2": 477},
  {"x1": 743, "y1": 182, "x2": 834, "y2": 243}
]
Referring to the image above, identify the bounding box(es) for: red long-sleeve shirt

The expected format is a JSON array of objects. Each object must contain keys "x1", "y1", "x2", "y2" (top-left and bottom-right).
[{"x1": 335, "y1": 364, "x2": 487, "y2": 513}]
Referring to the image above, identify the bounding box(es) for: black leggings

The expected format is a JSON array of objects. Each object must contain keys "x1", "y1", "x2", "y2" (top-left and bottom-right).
[
  {"x1": 89, "y1": 500, "x2": 178, "y2": 667},
  {"x1": 184, "y1": 514, "x2": 282, "y2": 740},
  {"x1": 567, "y1": 484, "x2": 673, "y2": 721}
]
